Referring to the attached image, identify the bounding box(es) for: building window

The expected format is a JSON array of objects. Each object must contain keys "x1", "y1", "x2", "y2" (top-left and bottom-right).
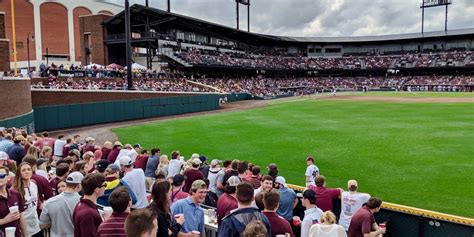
[{"x1": 15, "y1": 41, "x2": 24, "y2": 49}]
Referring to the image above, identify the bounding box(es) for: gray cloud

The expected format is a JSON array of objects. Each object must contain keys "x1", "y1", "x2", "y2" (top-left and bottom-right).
[{"x1": 109, "y1": 0, "x2": 474, "y2": 37}]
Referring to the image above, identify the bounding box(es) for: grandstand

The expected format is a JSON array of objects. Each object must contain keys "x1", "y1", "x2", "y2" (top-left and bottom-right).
[{"x1": 0, "y1": 2, "x2": 473, "y2": 237}]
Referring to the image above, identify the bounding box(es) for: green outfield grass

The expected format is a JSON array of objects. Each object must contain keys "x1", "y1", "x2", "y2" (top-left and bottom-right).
[
  {"x1": 346, "y1": 91, "x2": 474, "y2": 98},
  {"x1": 114, "y1": 98, "x2": 474, "y2": 218}
]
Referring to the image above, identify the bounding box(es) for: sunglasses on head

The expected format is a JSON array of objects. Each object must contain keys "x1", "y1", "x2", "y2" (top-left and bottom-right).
[{"x1": 98, "y1": 183, "x2": 107, "y2": 188}]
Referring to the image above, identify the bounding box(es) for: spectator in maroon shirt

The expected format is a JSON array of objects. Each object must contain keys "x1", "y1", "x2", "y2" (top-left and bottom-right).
[
  {"x1": 83, "y1": 137, "x2": 96, "y2": 153},
  {"x1": 0, "y1": 166, "x2": 28, "y2": 237},
  {"x1": 134, "y1": 149, "x2": 149, "y2": 172},
  {"x1": 98, "y1": 186, "x2": 131, "y2": 237},
  {"x1": 171, "y1": 174, "x2": 189, "y2": 204},
  {"x1": 124, "y1": 208, "x2": 158, "y2": 237},
  {"x1": 348, "y1": 197, "x2": 386, "y2": 237},
  {"x1": 247, "y1": 166, "x2": 262, "y2": 189},
  {"x1": 62, "y1": 138, "x2": 73, "y2": 158},
  {"x1": 101, "y1": 141, "x2": 113, "y2": 160},
  {"x1": 73, "y1": 173, "x2": 106, "y2": 237},
  {"x1": 262, "y1": 189, "x2": 295, "y2": 237},
  {"x1": 237, "y1": 161, "x2": 250, "y2": 181},
  {"x1": 309, "y1": 175, "x2": 343, "y2": 212},
  {"x1": 107, "y1": 142, "x2": 122, "y2": 164},
  {"x1": 49, "y1": 163, "x2": 70, "y2": 195},
  {"x1": 182, "y1": 158, "x2": 204, "y2": 193},
  {"x1": 216, "y1": 176, "x2": 241, "y2": 224}
]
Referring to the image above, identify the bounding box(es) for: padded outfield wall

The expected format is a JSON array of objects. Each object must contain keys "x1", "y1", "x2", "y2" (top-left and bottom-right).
[{"x1": 31, "y1": 89, "x2": 220, "y2": 131}]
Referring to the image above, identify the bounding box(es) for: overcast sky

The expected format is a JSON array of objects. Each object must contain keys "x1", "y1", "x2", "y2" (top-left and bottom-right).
[{"x1": 108, "y1": 0, "x2": 474, "y2": 37}]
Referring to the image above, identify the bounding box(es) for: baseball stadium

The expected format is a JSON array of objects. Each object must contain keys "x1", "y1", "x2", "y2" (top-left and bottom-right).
[{"x1": 0, "y1": 0, "x2": 473, "y2": 237}]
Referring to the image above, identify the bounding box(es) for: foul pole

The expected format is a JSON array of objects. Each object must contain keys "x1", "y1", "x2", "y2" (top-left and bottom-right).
[{"x1": 10, "y1": 0, "x2": 18, "y2": 75}]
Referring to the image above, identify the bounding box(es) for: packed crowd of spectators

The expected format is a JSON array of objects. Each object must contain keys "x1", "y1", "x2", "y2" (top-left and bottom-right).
[
  {"x1": 31, "y1": 77, "x2": 216, "y2": 93},
  {"x1": 169, "y1": 45, "x2": 472, "y2": 70},
  {"x1": 405, "y1": 75, "x2": 473, "y2": 86},
  {"x1": 0, "y1": 127, "x2": 388, "y2": 237},
  {"x1": 175, "y1": 47, "x2": 319, "y2": 70},
  {"x1": 28, "y1": 74, "x2": 472, "y2": 97}
]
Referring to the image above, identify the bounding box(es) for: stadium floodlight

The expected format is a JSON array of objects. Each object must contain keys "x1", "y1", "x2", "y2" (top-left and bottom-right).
[
  {"x1": 235, "y1": 0, "x2": 251, "y2": 32},
  {"x1": 420, "y1": 0, "x2": 452, "y2": 33}
]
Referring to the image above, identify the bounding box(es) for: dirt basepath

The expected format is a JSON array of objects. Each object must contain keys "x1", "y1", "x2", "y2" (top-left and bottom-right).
[
  {"x1": 50, "y1": 94, "x2": 473, "y2": 144},
  {"x1": 322, "y1": 95, "x2": 474, "y2": 103},
  {"x1": 49, "y1": 100, "x2": 269, "y2": 144}
]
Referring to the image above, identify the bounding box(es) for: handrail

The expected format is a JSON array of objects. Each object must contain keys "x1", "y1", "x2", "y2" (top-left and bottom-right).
[{"x1": 287, "y1": 184, "x2": 474, "y2": 227}]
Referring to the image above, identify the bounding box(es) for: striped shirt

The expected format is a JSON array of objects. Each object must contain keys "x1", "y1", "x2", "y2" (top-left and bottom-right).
[{"x1": 97, "y1": 212, "x2": 129, "y2": 237}]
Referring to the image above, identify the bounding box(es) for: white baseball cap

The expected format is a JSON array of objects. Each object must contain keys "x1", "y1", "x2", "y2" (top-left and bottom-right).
[
  {"x1": 119, "y1": 156, "x2": 134, "y2": 166},
  {"x1": 66, "y1": 172, "x2": 84, "y2": 184},
  {"x1": 275, "y1": 176, "x2": 288, "y2": 188},
  {"x1": 0, "y1": 151, "x2": 8, "y2": 161}
]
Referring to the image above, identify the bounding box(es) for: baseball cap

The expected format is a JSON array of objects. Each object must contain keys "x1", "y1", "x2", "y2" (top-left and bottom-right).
[
  {"x1": 107, "y1": 164, "x2": 121, "y2": 173},
  {"x1": 226, "y1": 176, "x2": 241, "y2": 187},
  {"x1": 275, "y1": 176, "x2": 287, "y2": 187},
  {"x1": 69, "y1": 149, "x2": 81, "y2": 158},
  {"x1": 14, "y1": 135, "x2": 25, "y2": 142},
  {"x1": 66, "y1": 172, "x2": 84, "y2": 184},
  {"x1": 348, "y1": 180, "x2": 358, "y2": 188},
  {"x1": 0, "y1": 151, "x2": 8, "y2": 160},
  {"x1": 133, "y1": 144, "x2": 141, "y2": 149},
  {"x1": 191, "y1": 158, "x2": 202, "y2": 166},
  {"x1": 210, "y1": 159, "x2": 220, "y2": 167},
  {"x1": 191, "y1": 179, "x2": 207, "y2": 190},
  {"x1": 96, "y1": 160, "x2": 110, "y2": 172},
  {"x1": 36, "y1": 158, "x2": 47, "y2": 167},
  {"x1": 114, "y1": 141, "x2": 123, "y2": 147},
  {"x1": 199, "y1": 155, "x2": 207, "y2": 162},
  {"x1": 191, "y1": 153, "x2": 200, "y2": 159},
  {"x1": 85, "y1": 137, "x2": 95, "y2": 142},
  {"x1": 119, "y1": 156, "x2": 134, "y2": 166}
]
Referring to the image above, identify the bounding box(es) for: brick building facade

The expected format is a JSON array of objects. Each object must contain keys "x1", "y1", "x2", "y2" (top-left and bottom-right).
[
  {"x1": 0, "y1": 12, "x2": 10, "y2": 72},
  {"x1": 0, "y1": 0, "x2": 121, "y2": 70}
]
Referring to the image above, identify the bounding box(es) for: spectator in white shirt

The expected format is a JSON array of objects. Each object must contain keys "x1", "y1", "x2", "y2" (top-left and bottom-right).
[
  {"x1": 53, "y1": 135, "x2": 66, "y2": 160},
  {"x1": 301, "y1": 189, "x2": 324, "y2": 237},
  {"x1": 338, "y1": 180, "x2": 370, "y2": 231},
  {"x1": 120, "y1": 156, "x2": 148, "y2": 209}
]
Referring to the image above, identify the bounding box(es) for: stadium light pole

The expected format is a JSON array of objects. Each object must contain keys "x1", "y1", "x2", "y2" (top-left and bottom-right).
[
  {"x1": 247, "y1": 0, "x2": 250, "y2": 32},
  {"x1": 236, "y1": 0, "x2": 239, "y2": 30},
  {"x1": 125, "y1": 0, "x2": 132, "y2": 90},
  {"x1": 167, "y1": 0, "x2": 171, "y2": 12}
]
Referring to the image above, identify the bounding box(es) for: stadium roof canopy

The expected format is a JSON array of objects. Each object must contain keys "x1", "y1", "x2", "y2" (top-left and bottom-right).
[{"x1": 104, "y1": 4, "x2": 474, "y2": 46}]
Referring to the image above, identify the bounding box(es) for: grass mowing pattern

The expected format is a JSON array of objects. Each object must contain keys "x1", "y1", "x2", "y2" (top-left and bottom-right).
[
  {"x1": 345, "y1": 91, "x2": 474, "y2": 98},
  {"x1": 114, "y1": 98, "x2": 474, "y2": 218}
]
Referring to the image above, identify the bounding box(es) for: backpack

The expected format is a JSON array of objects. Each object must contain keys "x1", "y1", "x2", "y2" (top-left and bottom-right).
[{"x1": 205, "y1": 191, "x2": 219, "y2": 207}]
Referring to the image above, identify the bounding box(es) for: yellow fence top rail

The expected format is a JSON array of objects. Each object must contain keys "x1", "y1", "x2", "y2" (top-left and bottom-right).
[{"x1": 287, "y1": 184, "x2": 474, "y2": 227}]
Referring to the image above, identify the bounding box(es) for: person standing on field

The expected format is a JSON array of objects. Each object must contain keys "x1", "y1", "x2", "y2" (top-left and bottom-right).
[{"x1": 305, "y1": 156, "x2": 319, "y2": 187}]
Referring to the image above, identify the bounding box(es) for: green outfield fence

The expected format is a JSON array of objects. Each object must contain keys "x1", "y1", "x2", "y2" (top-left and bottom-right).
[
  {"x1": 288, "y1": 184, "x2": 474, "y2": 237},
  {"x1": 33, "y1": 94, "x2": 220, "y2": 131}
]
